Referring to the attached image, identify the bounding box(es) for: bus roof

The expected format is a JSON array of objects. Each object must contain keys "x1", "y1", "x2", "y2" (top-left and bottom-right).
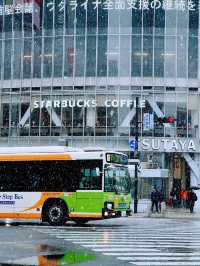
[
  {"x1": 0, "y1": 146, "x2": 81, "y2": 154},
  {"x1": 0, "y1": 146, "x2": 126, "y2": 161}
]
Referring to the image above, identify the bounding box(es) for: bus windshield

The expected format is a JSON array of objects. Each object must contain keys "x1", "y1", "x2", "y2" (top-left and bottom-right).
[{"x1": 104, "y1": 166, "x2": 131, "y2": 193}]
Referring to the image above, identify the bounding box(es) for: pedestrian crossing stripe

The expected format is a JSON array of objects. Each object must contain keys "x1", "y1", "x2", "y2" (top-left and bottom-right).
[
  {"x1": 41, "y1": 231, "x2": 200, "y2": 235},
  {"x1": 94, "y1": 248, "x2": 160, "y2": 252},
  {"x1": 130, "y1": 262, "x2": 200, "y2": 266},
  {"x1": 81, "y1": 244, "x2": 200, "y2": 248},
  {"x1": 119, "y1": 257, "x2": 200, "y2": 261},
  {"x1": 71, "y1": 239, "x2": 200, "y2": 243},
  {"x1": 27, "y1": 219, "x2": 200, "y2": 266},
  {"x1": 103, "y1": 253, "x2": 200, "y2": 256}
]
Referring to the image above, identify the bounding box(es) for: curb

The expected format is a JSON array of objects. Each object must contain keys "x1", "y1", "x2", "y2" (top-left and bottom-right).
[{"x1": 129, "y1": 211, "x2": 200, "y2": 219}]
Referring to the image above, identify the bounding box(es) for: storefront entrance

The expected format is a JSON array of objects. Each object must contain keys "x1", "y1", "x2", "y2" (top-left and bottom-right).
[
  {"x1": 167, "y1": 153, "x2": 190, "y2": 193},
  {"x1": 139, "y1": 177, "x2": 168, "y2": 200},
  {"x1": 164, "y1": 153, "x2": 191, "y2": 207},
  {"x1": 136, "y1": 152, "x2": 191, "y2": 201}
]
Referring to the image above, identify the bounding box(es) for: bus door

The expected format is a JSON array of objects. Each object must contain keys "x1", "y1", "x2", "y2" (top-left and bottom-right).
[{"x1": 76, "y1": 167, "x2": 103, "y2": 216}]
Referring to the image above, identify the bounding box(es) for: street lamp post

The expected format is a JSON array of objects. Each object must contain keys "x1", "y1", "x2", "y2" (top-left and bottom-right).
[{"x1": 134, "y1": 96, "x2": 139, "y2": 214}]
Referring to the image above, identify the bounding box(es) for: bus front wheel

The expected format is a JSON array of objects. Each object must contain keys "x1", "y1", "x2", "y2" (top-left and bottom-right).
[{"x1": 46, "y1": 203, "x2": 66, "y2": 226}]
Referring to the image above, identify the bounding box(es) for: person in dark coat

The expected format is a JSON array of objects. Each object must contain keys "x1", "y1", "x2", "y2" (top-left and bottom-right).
[
  {"x1": 188, "y1": 189, "x2": 198, "y2": 213},
  {"x1": 170, "y1": 187, "x2": 179, "y2": 208},
  {"x1": 151, "y1": 187, "x2": 160, "y2": 213}
]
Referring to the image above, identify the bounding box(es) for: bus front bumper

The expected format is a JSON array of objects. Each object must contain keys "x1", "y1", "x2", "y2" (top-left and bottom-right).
[{"x1": 103, "y1": 209, "x2": 132, "y2": 218}]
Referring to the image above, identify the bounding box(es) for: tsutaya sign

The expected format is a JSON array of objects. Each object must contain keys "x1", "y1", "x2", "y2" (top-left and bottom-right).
[
  {"x1": 33, "y1": 99, "x2": 146, "y2": 108},
  {"x1": 140, "y1": 138, "x2": 199, "y2": 152}
]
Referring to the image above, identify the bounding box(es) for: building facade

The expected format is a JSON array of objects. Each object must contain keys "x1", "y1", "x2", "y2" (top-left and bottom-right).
[{"x1": 0, "y1": 0, "x2": 200, "y2": 203}]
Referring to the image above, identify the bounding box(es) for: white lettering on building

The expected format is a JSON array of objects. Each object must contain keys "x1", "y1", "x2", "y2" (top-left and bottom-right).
[
  {"x1": 171, "y1": 140, "x2": 178, "y2": 151},
  {"x1": 33, "y1": 99, "x2": 146, "y2": 109},
  {"x1": 46, "y1": 100, "x2": 52, "y2": 108},
  {"x1": 188, "y1": 140, "x2": 196, "y2": 151},
  {"x1": 141, "y1": 138, "x2": 197, "y2": 152},
  {"x1": 152, "y1": 139, "x2": 159, "y2": 150},
  {"x1": 1, "y1": 0, "x2": 195, "y2": 16},
  {"x1": 65, "y1": 0, "x2": 196, "y2": 12},
  {"x1": 161, "y1": 139, "x2": 170, "y2": 150},
  {"x1": 142, "y1": 138, "x2": 151, "y2": 150},
  {"x1": 0, "y1": 3, "x2": 34, "y2": 16},
  {"x1": 179, "y1": 139, "x2": 187, "y2": 150},
  {"x1": 33, "y1": 101, "x2": 39, "y2": 109}
]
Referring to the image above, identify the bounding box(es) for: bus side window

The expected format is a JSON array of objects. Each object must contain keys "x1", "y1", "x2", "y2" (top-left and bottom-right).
[
  {"x1": 91, "y1": 168, "x2": 101, "y2": 189},
  {"x1": 79, "y1": 168, "x2": 90, "y2": 189},
  {"x1": 79, "y1": 167, "x2": 101, "y2": 190}
]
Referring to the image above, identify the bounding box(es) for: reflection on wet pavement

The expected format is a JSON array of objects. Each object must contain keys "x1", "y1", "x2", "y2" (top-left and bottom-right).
[{"x1": 2, "y1": 250, "x2": 96, "y2": 266}]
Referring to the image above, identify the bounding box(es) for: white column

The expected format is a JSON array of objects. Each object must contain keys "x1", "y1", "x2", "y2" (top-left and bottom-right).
[
  {"x1": 47, "y1": 108, "x2": 63, "y2": 127},
  {"x1": 19, "y1": 107, "x2": 31, "y2": 127}
]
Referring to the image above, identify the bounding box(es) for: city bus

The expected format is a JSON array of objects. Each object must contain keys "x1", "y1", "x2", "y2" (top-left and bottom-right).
[{"x1": 0, "y1": 146, "x2": 132, "y2": 225}]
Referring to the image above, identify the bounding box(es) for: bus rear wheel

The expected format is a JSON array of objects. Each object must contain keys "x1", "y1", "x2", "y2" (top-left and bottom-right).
[{"x1": 46, "y1": 204, "x2": 66, "y2": 226}]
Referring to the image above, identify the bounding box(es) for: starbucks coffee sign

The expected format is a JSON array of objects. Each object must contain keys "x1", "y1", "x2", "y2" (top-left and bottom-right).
[
  {"x1": 33, "y1": 99, "x2": 146, "y2": 109},
  {"x1": 140, "y1": 138, "x2": 198, "y2": 152}
]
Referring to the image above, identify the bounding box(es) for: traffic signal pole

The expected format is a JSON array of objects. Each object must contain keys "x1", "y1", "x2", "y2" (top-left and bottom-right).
[{"x1": 134, "y1": 97, "x2": 139, "y2": 214}]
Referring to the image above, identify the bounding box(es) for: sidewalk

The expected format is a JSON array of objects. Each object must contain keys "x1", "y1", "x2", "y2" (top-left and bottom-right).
[
  {"x1": 152, "y1": 207, "x2": 200, "y2": 219},
  {"x1": 130, "y1": 200, "x2": 200, "y2": 219}
]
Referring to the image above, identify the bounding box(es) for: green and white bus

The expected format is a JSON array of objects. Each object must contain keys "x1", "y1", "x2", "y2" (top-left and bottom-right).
[{"x1": 0, "y1": 146, "x2": 132, "y2": 225}]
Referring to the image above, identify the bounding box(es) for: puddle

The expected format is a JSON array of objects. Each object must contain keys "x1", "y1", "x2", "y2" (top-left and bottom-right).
[{"x1": 2, "y1": 250, "x2": 96, "y2": 265}]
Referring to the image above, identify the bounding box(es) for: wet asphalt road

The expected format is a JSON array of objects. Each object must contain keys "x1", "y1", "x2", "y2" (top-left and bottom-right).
[
  {"x1": 1, "y1": 217, "x2": 200, "y2": 265},
  {"x1": 0, "y1": 219, "x2": 128, "y2": 266}
]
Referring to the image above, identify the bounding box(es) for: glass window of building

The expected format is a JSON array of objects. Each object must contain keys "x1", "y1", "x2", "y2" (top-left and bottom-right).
[
  {"x1": 23, "y1": 38, "x2": 32, "y2": 79},
  {"x1": 64, "y1": 36, "x2": 74, "y2": 77},
  {"x1": 120, "y1": 35, "x2": 131, "y2": 77},
  {"x1": 164, "y1": 37, "x2": 176, "y2": 78},
  {"x1": 143, "y1": 36, "x2": 153, "y2": 77},
  {"x1": 96, "y1": 95, "x2": 106, "y2": 136},
  {"x1": 97, "y1": 36, "x2": 107, "y2": 77},
  {"x1": 75, "y1": 36, "x2": 85, "y2": 77},
  {"x1": 43, "y1": 37, "x2": 53, "y2": 78},
  {"x1": 33, "y1": 38, "x2": 42, "y2": 78},
  {"x1": 154, "y1": 36, "x2": 164, "y2": 77},
  {"x1": 54, "y1": 37, "x2": 64, "y2": 77},
  {"x1": 177, "y1": 93, "x2": 187, "y2": 138},
  {"x1": 188, "y1": 37, "x2": 198, "y2": 79},
  {"x1": 86, "y1": 36, "x2": 96, "y2": 77},
  {"x1": 108, "y1": 35, "x2": 119, "y2": 77},
  {"x1": 131, "y1": 35, "x2": 141, "y2": 77}
]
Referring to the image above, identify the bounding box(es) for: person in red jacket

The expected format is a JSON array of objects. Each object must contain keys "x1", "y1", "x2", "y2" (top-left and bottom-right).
[{"x1": 180, "y1": 188, "x2": 188, "y2": 209}]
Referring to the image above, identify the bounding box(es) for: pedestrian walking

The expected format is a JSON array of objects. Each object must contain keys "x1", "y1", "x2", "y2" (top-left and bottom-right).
[
  {"x1": 180, "y1": 187, "x2": 188, "y2": 209},
  {"x1": 158, "y1": 189, "x2": 164, "y2": 213},
  {"x1": 170, "y1": 187, "x2": 179, "y2": 208},
  {"x1": 151, "y1": 187, "x2": 159, "y2": 213},
  {"x1": 188, "y1": 189, "x2": 198, "y2": 213}
]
